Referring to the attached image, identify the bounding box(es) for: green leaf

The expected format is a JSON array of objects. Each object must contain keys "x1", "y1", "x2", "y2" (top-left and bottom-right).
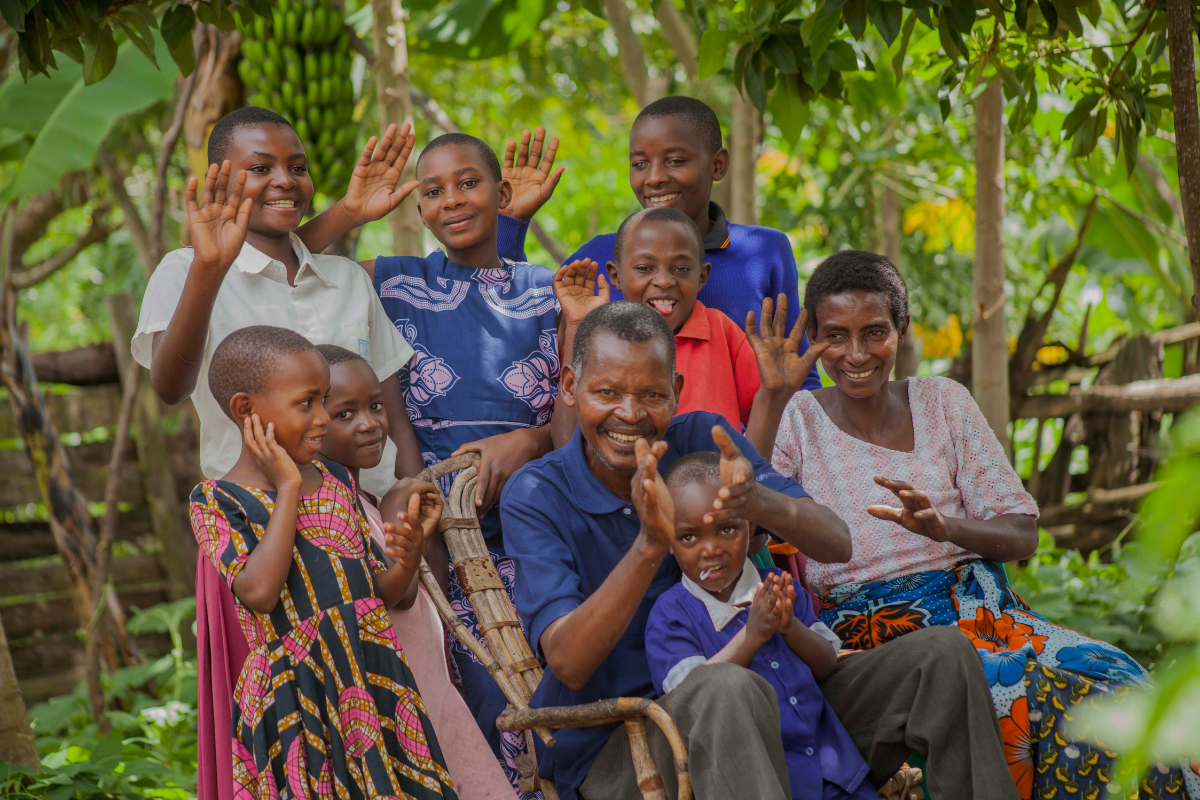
[
  {"x1": 733, "y1": 43, "x2": 751, "y2": 96},
  {"x1": 115, "y1": 8, "x2": 159, "y2": 69},
  {"x1": 891, "y1": 10, "x2": 916, "y2": 79},
  {"x1": 161, "y1": 4, "x2": 196, "y2": 76},
  {"x1": 698, "y1": 27, "x2": 736, "y2": 79},
  {"x1": 769, "y1": 72, "x2": 810, "y2": 142},
  {"x1": 745, "y1": 53, "x2": 768, "y2": 111},
  {"x1": 0, "y1": 58, "x2": 82, "y2": 135},
  {"x1": 0, "y1": 0, "x2": 24, "y2": 32},
  {"x1": 843, "y1": 0, "x2": 868, "y2": 38},
  {"x1": 82, "y1": 24, "x2": 117, "y2": 84},
  {"x1": 4, "y1": 31, "x2": 177, "y2": 201},
  {"x1": 823, "y1": 39, "x2": 858, "y2": 70},
  {"x1": 869, "y1": 0, "x2": 904, "y2": 44},
  {"x1": 937, "y1": 9, "x2": 961, "y2": 59},
  {"x1": 1036, "y1": 0, "x2": 1058, "y2": 31},
  {"x1": 1014, "y1": 0, "x2": 1031, "y2": 29},
  {"x1": 762, "y1": 34, "x2": 799, "y2": 73},
  {"x1": 1062, "y1": 93, "x2": 1100, "y2": 138},
  {"x1": 806, "y1": 1, "x2": 843, "y2": 60},
  {"x1": 948, "y1": 0, "x2": 976, "y2": 34},
  {"x1": 1051, "y1": 0, "x2": 1083, "y2": 35},
  {"x1": 580, "y1": 0, "x2": 606, "y2": 17}
]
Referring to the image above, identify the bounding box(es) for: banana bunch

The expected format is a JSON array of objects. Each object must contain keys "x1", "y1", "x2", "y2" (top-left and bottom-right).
[{"x1": 237, "y1": 0, "x2": 357, "y2": 195}]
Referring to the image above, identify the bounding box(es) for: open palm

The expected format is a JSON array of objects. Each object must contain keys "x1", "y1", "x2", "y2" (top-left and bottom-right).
[
  {"x1": 342, "y1": 123, "x2": 419, "y2": 224},
  {"x1": 501, "y1": 127, "x2": 565, "y2": 222},
  {"x1": 187, "y1": 161, "x2": 252, "y2": 272},
  {"x1": 554, "y1": 259, "x2": 609, "y2": 327},
  {"x1": 746, "y1": 296, "x2": 829, "y2": 395}
]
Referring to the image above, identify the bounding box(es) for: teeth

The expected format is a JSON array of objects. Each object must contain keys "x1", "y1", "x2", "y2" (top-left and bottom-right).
[
  {"x1": 607, "y1": 431, "x2": 640, "y2": 443},
  {"x1": 845, "y1": 369, "x2": 875, "y2": 379},
  {"x1": 265, "y1": 200, "x2": 295, "y2": 208},
  {"x1": 650, "y1": 300, "x2": 675, "y2": 314},
  {"x1": 646, "y1": 193, "x2": 680, "y2": 205},
  {"x1": 700, "y1": 567, "x2": 716, "y2": 580}
]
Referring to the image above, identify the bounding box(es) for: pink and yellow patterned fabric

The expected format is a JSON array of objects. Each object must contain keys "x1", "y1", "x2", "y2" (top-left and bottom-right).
[
  {"x1": 771, "y1": 376, "x2": 1039, "y2": 597},
  {"x1": 190, "y1": 459, "x2": 458, "y2": 800}
]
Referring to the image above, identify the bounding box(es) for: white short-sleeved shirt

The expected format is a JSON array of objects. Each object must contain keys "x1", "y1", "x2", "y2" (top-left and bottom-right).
[{"x1": 132, "y1": 233, "x2": 414, "y2": 493}]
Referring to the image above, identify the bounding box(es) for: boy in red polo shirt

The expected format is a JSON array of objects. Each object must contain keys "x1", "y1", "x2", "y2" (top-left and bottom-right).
[{"x1": 554, "y1": 206, "x2": 827, "y2": 459}]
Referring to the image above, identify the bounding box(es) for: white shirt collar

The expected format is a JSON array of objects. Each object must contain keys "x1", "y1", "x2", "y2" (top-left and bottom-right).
[
  {"x1": 234, "y1": 232, "x2": 337, "y2": 286},
  {"x1": 681, "y1": 558, "x2": 762, "y2": 631}
]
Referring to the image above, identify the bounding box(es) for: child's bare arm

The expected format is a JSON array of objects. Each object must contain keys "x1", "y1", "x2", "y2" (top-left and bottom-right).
[
  {"x1": 382, "y1": 374, "x2": 426, "y2": 478},
  {"x1": 295, "y1": 124, "x2": 418, "y2": 261},
  {"x1": 230, "y1": 416, "x2": 303, "y2": 614},
  {"x1": 706, "y1": 580, "x2": 780, "y2": 668},
  {"x1": 151, "y1": 163, "x2": 252, "y2": 405},
  {"x1": 378, "y1": 491, "x2": 440, "y2": 609},
  {"x1": 775, "y1": 578, "x2": 837, "y2": 680},
  {"x1": 743, "y1": 298, "x2": 829, "y2": 458}
]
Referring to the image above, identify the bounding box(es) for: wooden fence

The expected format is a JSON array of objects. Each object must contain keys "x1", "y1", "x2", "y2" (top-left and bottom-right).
[{"x1": 0, "y1": 380, "x2": 202, "y2": 703}]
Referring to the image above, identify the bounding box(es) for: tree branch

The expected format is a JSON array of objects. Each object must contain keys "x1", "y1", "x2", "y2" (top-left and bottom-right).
[
  {"x1": 604, "y1": 0, "x2": 659, "y2": 107},
  {"x1": 12, "y1": 210, "x2": 114, "y2": 289},
  {"x1": 147, "y1": 70, "x2": 199, "y2": 273},
  {"x1": 98, "y1": 147, "x2": 155, "y2": 274},
  {"x1": 655, "y1": 0, "x2": 698, "y2": 80}
]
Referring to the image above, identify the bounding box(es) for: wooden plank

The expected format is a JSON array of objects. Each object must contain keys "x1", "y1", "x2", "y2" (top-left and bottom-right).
[
  {"x1": 30, "y1": 343, "x2": 119, "y2": 386},
  {"x1": 0, "y1": 510, "x2": 153, "y2": 561},
  {"x1": 0, "y1": 384, "x2": 121, "y2": 439},
  {"x1": 9, "y1": 631, "x2": 172, "y2": 677},
  {"x1": 0, "y1": 587, "x2": 167, "y2": 640},
  {"x1": 0, "y1": 554, "x2": 163, "y2": 599},
  {"x1": 1013, "y1": 374, "x2": 1200, "y2": 420},
  {"x1": 0, "y1": 457, "x2": 142, "y2": 508},
  {"x1": 17, "y1": 667, "x2": 82, "y2": 705}
]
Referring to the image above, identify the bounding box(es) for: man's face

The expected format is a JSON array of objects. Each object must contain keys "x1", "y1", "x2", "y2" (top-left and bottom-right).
[
  {"x1": 561, "y1": 332, "x2": 683, "y2": 474},
  {"x1": 628, "y1": 116, "x2": 728, "y2": 227},
  {"x1": 416, "y1": 144, "x2": 510, "y2": 254},
  {"x1": 222, "y1": 124, "x2": 315, "y2": 238}
]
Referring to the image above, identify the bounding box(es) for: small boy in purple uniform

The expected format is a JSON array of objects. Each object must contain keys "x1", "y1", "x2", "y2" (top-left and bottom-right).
[{"x1": 646, "y1": 451, "x2": 875, "y2": 800}]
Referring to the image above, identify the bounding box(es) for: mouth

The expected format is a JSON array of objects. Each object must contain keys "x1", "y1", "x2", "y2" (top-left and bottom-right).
[
  {"x1": 698, "y1": 564, "x2": 727, "y2": 582},
  {"x1": 646, "y1": 297, "x2": 677, "y2": 317},
  {"x1": 358, "y1": 436, "x2": 384, "y2": 452},
  {"x1": 443, "y1": 214, "x2": 474, "y2": 231},
  {"x1": 302, "y1": 435, "x2": 324, "y2": 452},
  {"x1": 604, "y1": 431, "x2": 644, "y2": 444},
  {"x1": 644, "y1": 192, "x2": 681, "y2": 207},
  {"x1": 263, "y1": 199, "x2": 298, "y2": 210},
  {"x1": 842, "y1": 366, "x2": 878, "y2": 381}
]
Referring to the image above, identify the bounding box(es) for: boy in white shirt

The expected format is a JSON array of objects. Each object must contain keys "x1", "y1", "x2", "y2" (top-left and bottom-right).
[{"x1": 132, "y1": 106, "x2": 421, "y2": 494}]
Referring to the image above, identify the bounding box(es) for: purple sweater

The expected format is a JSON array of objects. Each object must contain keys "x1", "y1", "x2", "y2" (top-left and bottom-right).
[{"x1": 496, "y1": 203, "x2": 821, "y2": 392}]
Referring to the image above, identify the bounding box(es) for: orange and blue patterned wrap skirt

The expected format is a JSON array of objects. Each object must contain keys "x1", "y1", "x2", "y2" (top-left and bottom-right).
[{"x1": 819, "y1": 559, "x2": 1199, "y2": 800}]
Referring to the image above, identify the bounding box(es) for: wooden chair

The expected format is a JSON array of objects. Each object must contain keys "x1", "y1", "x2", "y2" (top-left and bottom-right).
[{"x1": 415, "y1": 454, "x2": 924, "y2": 800}]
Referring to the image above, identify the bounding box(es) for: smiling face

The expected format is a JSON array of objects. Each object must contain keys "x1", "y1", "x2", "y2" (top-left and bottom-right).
[
  {"x1": 812, "y1": 291, "x2": 908, "y2": 398},
  {"x1": 609, "y1": 219, "x2": 710, "y2": 333},
  {"x1": 416, "y1": 143, "x2": 511, "y2": 261},
  {"x1": 560, "y1": 332, "x2": 683, "y2": 480},
  {"x1": 231, "y1": 350, "x2": 331, "y2": 464},
  {"x1": 221, "y1": 124, "x2": 314, "y2": 239},
  {"x1": 319, "y1": 359, "x2": 388, "y2": 471},
  {"x1": 629, "y1": 115, "x2": 729, "y2": 234},
  {"x1": 669, "y1": 477, "x2": 751, "y2": 602}
]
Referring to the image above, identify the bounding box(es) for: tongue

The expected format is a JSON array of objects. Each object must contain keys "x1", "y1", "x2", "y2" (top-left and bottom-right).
[{"x1": 651, "y1": 302, "x2": 673, "y2": 316}]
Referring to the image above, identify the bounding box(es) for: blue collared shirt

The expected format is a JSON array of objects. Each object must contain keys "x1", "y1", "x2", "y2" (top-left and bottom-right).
[
  {"x1": 500, "y1": 411, "x2": 809, "y2": 799},
  {"x1": 647, "y1": 566, "x2": 873, "y2": 800}
]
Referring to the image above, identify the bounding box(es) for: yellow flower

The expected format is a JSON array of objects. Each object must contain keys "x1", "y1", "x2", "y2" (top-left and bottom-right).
[
  {"x1": 903, "y1": 198, "x2": 975, "y2": 254},
  {"x1": 912, "y1": 314, "x2": 963, "y2": 359}
]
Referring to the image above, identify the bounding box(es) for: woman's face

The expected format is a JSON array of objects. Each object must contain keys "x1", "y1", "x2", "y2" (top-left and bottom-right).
[{"x1": 811, "y1": 291, "x2": 907, "y2": 399}]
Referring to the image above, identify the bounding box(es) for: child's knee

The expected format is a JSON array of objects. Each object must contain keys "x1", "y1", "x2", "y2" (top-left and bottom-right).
[{"x1": 680, "y1": 662, "x2": 776, "y2": 709}]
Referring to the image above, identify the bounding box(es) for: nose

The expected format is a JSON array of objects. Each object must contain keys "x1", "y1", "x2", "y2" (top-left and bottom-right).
[
  {"x1": 845, "y1": 335, "x2": 870, "y2": 365},
  {"x1": 441, "y1": 186, "x2": 464, "y2": 209},
  {"x1": 271, "y1": 165, "x2": 296, "y2": 189},
  {"x1": 645, "y1": 159, "x2": 667, "y2": 188},
  {"x1": 699, "y1": 539, "x2": 721, "y2": 559},
  {"x1": 613, "y1": 394, "x2": 642, "y2": 423},
  {"x1": 358, "y1": 414, "x2": 380, "y2": 433},
  {"x1": 650, "y1": 268, "x2": 675, "y2": 289}
]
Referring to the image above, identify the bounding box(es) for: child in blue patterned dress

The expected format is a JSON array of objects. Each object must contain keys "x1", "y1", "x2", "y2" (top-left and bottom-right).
[{"x1": 298, "y1": 130, "x2": 566, "y2": 798}]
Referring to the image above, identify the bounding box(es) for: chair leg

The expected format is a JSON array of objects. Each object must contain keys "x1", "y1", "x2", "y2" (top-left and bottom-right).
[{"x1": 624, "y1": 717, "x2": 668, "y2": 800}]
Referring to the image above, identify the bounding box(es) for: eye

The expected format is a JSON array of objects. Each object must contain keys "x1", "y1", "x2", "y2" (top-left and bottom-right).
[
  {"x1": 635, "y1": 264, "x2": 653, "y2": 273},
  {"x1": 250, "y1": 165, "x2": 270, "y2": 173},
  {"x1": 462, "y1": 179, "x2": 479, "y2": 189},
  {"x1": 667, "y1": 158, "x2": 687, "y2": 167},
  {"x1": 674, "y1": 266, "x2": 691, "y2": 274},
  {"x1": 631, "y1": 159, "x2": 647, "y2": 169},
  {"x1": 300, "y1": 398, "x2": 311, "y2": 406},
  {"x1": 292, "y1": 164, "x2": 308, "y2": 173},
  {"x1": 370, "y1": 402, "x2": 384, "y2": 412},
  {"x1": 680, "y1": 533, "x2": 697, "y2": 544},
  {"x1": 598, "y1": 388, "x2": 617, "y2": 397},
  {"x1": 721, "y1": 526, "x2": 738, "y2": 536},
  {"x1": 425, "y1": 188, "x2": 441, "y2": 198},
  {"x1": 337, "y1": 410, "x2": 354, "y2": 420}
]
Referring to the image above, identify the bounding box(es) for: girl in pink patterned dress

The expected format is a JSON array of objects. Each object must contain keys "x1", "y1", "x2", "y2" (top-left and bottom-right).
[
  {"x1": 771, "y1": 251, "x2": 1197, "y2": 800},
  {"x1": 189, "y1": 326, "x2": 459, "y2": 800}
]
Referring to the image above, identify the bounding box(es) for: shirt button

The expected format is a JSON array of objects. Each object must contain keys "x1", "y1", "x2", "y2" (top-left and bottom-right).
[
  {"x1": 789, "y1": 697, "x2": 797, "y2": 705},
  {"x1": 622, "y1": 508, "x2": 632, "y2": 515},
  {"x1": 805, "y1": 747, "x2": 814, "y2": 756},
  {"x1": 770, "y1": 661, "x2": 779, "y2": 669}
]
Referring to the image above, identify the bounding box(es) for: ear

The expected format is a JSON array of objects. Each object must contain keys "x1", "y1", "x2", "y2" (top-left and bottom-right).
[
  {"x1": 559, "y1": 364, "x2": 578, "y2": 408},
  {"x1": 606, "y1": 260, "x2": 623, "y2": 293},
  {"x1": 672, "y1": 371, "x2": 685, "y2": 405},
  {"x1": 497, "y1": 178, "x2": 513, "y2": 211},
  {"x1": 898, "y1": 313, "x2": 911, "y2": 344},
  {"x1": 229, "y1": 392, "x2": 254, "y2": 425},
  {"x1": 697, "y1": 261, "x2": 712, "y2": 291},
  {"x1": 417, "y1": 201, "x2": 427, "y2": 228},
  {"x1": 711, "y1": 147, "x2": 730, "y2": 182}
]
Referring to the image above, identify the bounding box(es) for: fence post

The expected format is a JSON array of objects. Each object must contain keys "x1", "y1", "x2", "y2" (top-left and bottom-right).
[
  {"x1": 0, "y1": 612, "x2": 38, "y2": 768},
  {"x1": 106, "y1": 293, "x2": 196, "y2": 599}
]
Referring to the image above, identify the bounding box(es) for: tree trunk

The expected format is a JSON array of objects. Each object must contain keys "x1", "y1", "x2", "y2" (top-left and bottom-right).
[
  {"x1": 184, "y1": 26, "x2": 242, "y2": 187},
  {"x1": 372, "y1": 0, "x2": 423, "y2": 256},
  {"x1": 972, "y1": 81, "x2": 1010, "y2": 452},
  {"x1": 604, "y1": 0, "x2": 661, "y2": 108},
  {"x1": 880, "y1": 186, "x2": 919, "y2": 379},
  {"x1": 0, "y1": 612, "x2": 38, "y2": 769},
  {"x1": 107, "y1": 293, "x2": 197, "y2": 599},
  {"x1": 1166, "y1": 0, "x2": 1200, "y2": 321},
  {"x1": 655, "y1": 0, "x2": 698, "y2": 81},
  {"x1": 729, "y1": 93, "x2": 760, "y2": 225}
]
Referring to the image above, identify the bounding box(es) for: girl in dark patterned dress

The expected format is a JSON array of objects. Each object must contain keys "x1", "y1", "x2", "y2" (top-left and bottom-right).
[{"x1": 189, "y1": 325, "x2": 459, "y2": 800}]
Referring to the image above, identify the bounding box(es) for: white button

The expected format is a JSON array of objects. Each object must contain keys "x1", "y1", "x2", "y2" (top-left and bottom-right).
[
  {"x1": 623, "y1": 508, "x2": 632, "y2": 515},
  {"x1": 805, "y1": 747, "x2": 814, "y2": 756},
  {"x1": 770, "y1": 661, "x2": 779, "y2": 669},
  {"x1": 789, "y1": 697, "x2": 797, "y2": 705}
]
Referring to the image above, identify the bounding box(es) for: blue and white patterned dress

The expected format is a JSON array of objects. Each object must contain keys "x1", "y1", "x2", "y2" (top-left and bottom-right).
[{"x1": 373, "y1": 251, "x2": 559, "y2": 799}]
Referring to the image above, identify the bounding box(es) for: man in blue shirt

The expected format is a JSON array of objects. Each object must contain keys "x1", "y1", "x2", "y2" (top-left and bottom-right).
[{"x1": 501, "y1": 302, "x2": 1018, "y2": 800}]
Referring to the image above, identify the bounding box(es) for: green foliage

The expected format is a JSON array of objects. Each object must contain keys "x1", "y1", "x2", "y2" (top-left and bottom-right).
[{"x1": 1, "y1": 0, "x2": 272, "y2": 83}]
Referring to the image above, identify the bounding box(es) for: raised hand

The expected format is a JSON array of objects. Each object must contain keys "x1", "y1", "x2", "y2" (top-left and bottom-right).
[
  {"x1": 745, "y1": 579, "x2": 783, "y2": 645},
  {"x1": 746, "y1": 296, "x2": 829, "y2": 396},
  {"x1": 631, "y1": 438, "x2": 674, "y2": 553},
  {"x1": 867, "y1": 477, "x2": 951, "y2": 542},
  {"x1": 705, "y1": 425, "x2": 761, "y2": 526},
  {"x1": 383, "y1": 492, "x2": 429, "y2": 573},
  {"x1": 501, "y1": 127, "x2": 565, "y2": 222},
  {"x1": 553, "y1": 259, "x2": 609, "y2": 327},
  {"x1": 774, "y1": 574, "x2": 795, "y2": 631},
  {"x1": 187, "y1": 161, "x2": 253, "y2": 273},
  {"x1": 341, "y1": 123, "x2": 420, "y2": 225},
  {"x1": 243, "y1": 414, "x2": 301, "y2": 494}
]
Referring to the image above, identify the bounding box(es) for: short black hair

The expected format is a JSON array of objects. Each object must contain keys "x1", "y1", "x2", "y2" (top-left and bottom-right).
[
  {"x1": 207, "y1": 106, "x2": 295, "y2": 165},
  {"x1": 663, "y1": 450, "x2": 720, "y2": 491},
  {"x1": 209, "y1": 326, "x2": 318, "y2": 417},
  {"x1": 804, "y1": 250, "x2": 909, "y2": 331},
  {"x1": 613, "y1": 207, "x2": 704, "y2": 265},
  {"x1": 416, "y1": 132, "x2": 502, "y2": 182},
  {"x1": 571, "y1": 301, "x2": 676, "y2": 376},
  {"x1": 316, "y1": 343, "x2": 367, "y2": 369},
  {"x1": 634, "y1": 96, "x2": 723, "y2": 155}
]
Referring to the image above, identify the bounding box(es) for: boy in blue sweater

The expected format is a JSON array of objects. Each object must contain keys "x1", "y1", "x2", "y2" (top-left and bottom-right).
[{"x1": 496, "y1": 96, "x2": 821, "y2": 392}]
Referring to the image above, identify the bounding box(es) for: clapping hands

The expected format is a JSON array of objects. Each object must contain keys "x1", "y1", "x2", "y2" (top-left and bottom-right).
[
  {"x1": 704, "y1": 426, "x2": 761, "y2": 526},
  {"x1": 383, "y1": 490, "x2": 443, "y2": 573},
  {"x1": 632, "y1": 438, "x2": 674, "y2": 554},
  {"x1": 745, "y1": 573, "x2": 795, "y2": 645}
]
